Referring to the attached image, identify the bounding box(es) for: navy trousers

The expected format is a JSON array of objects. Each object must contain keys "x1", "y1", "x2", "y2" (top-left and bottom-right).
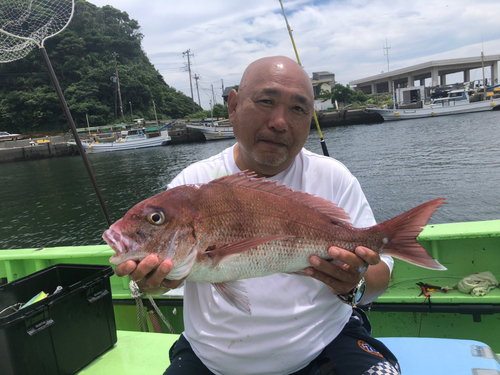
[{"x1": 164, "y1": 308, "x2": 400, "y2": 375}]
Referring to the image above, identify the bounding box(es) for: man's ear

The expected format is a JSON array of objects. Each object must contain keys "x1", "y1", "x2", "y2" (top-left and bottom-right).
[{"x1": 228, "y1": 89, "x2": 238, "y2": 119}]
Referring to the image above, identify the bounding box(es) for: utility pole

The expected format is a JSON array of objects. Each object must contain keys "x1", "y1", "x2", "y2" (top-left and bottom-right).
[
  {"x1": 193, "y1": 74, "x2": 202, "y2": 107},
  {"x1": 110, "y1": 74, "x2": 117, "y2": 118},
  {"x1": 383, "y1": 39, "x2": 391, "y2": 72},
  {"x1": 183, "y1": 49, "x2": 195, "y2": 113},
  {"x1": 221, "y1": 78, "x2": 225, "y2": 103},
  {"x1": 129, "y1": 101, "x2": 133, "y2": 121},
  {"x1": 210, "y1": 84, "x2": 216, "y2": 125},
  {"x1": 112, "y1": 52, "x2": 125, "y2": 123},
  {"x1": 211, "y1": 83, "x2": 216, "y2": 106}
]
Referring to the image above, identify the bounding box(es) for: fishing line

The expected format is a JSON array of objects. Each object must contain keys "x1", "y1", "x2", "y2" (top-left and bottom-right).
[{"x1": 278, "y1": 0, "x2": 330, "y2": 157}]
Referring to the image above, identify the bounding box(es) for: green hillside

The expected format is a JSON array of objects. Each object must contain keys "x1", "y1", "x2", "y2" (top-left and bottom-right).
[{"x1": 0, "y1": 0, "x2": 201, "y2": 134}]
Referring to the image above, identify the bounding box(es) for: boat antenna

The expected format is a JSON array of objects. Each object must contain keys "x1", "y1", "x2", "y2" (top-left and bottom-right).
[
  {"x1": 278, "y1": 0, "x2": 330, "y2": 157},
  {"x1": 0, "y1": 0, "x2": 112, "y2": 227}
]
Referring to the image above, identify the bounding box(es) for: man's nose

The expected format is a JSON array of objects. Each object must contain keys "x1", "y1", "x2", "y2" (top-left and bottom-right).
[{"x1": 268, "y1": 105, "x2": 287, "y2": 132}]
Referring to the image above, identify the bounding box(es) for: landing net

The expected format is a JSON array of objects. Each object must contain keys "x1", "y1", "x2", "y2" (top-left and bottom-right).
[{"x1": 0, "y1": 0, "x2": 74, "y2": 62}]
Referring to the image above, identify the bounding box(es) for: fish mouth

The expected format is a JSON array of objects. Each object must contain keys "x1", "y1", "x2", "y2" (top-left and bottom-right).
[{"x1": 103, "y1": 229, "x2": 143, "y2": 265}]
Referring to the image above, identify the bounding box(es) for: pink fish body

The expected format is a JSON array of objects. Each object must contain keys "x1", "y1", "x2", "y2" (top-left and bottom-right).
[{"x1": 103, "y1": 171, "x2": 446, "y2": 314}]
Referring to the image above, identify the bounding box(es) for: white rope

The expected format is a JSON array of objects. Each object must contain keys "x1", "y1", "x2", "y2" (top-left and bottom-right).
[
  {"x1": 147, "y1": 294, "x2": 176, "y2": 334},
  {"x1": 129, "y1": 280, "x2": 149, "y2": 332},
  {"x1": 129, "y1": 280, "x2": 176, "y2": 334},
  {"x1": 457, "y1": 271, "x2": 499, "y2": 297}
]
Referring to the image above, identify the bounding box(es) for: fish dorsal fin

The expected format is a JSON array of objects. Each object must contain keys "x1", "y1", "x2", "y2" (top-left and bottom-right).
[{"x1": 210, "y1": 171, "x2": 353, "y2": 228}]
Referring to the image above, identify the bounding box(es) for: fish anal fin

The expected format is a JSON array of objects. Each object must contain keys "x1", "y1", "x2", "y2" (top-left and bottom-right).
[
  {"x1": 205, "y1": 235, "x2": 294, "y2": 265},
  {"x1": 213, "y1": 281, "x2": 251, "y2": 315}
]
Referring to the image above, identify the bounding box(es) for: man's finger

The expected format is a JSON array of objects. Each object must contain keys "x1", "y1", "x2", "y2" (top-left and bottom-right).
[
  {"x1": 354, "y1": 246, "x2": 381, "y2": 265},
  {"x1": 145, "y1": 259, "x2": 174, "y2": 288},
  {"x1": 129, "y1": 254, "x2": 159, "y2": 281},
  {"x1": 114, "y1": 260, "x2": 137, "y2": 277}
]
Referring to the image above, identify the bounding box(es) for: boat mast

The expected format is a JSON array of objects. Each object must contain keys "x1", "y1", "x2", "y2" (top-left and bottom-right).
[
  {"x1": 86, "y1": 113, "x2": 91, "y2": 137},
  {"x1": 392, "y1": 81, "x2": 396, "y2": 110},
  {"x1": 211, "y1": 84, "x2": 215, "y2": 126},
  {"x1": 153, "y1": 100, "x2": 159, "y2": 127},
  {"x1": 481, "y1": 51, "x2": 486, "y2": 97}
]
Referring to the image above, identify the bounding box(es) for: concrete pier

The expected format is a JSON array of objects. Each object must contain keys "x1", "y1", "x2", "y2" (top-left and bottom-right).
[{"x1": 0, "y1": 135, "x2": 79, "y2": 164}]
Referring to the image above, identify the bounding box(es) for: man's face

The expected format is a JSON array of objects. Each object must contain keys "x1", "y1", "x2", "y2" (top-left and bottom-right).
[{"x1": 229, "y1": 60, "x2": 314, "y2": 177}]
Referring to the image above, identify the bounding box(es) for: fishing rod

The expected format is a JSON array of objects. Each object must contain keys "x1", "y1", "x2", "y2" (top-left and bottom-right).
[{"x1": 279, "y1": 0, "x2": 330, "y2": 157}]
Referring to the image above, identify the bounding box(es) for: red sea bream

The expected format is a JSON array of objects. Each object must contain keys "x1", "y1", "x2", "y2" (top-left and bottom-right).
[{"x1": 103, "y1": 171, "x2": 446, "y2": 314}]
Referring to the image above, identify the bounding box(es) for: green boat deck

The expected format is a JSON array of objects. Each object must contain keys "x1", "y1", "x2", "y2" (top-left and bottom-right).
[
  {"x1": 77, "y1": 330, "x2": 179, "y2": 374},
  {"x1": 1, "y1": 220, "x2": 499, "y2": 353}
]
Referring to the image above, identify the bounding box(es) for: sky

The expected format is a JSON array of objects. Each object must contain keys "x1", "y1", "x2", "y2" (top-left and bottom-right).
[{"x1": 87, "y1": 0, "x2": 500, "y2": 110}]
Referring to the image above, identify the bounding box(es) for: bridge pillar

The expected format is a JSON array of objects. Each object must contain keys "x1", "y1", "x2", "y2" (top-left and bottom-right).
[
  {"x1": 407, "y1": 74, "x2": 415, "y2": 87},
  {"x1": 492, "y1": 61, "x2": 498, "y2": 85},
  {"x1": 371, "y1": 82, "x2": 377, "y2": 94},
  {"x1": 431, "y1": 67, "x2": 439, "y2": 86},
  {"x1": 439, "y1": 73, "x2": 447, "y2": 85},
  {"x1": 464, "y1": 69, "x2": 470, "y2": 83}
]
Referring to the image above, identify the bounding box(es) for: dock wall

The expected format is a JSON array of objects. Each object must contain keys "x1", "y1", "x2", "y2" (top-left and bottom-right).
[
  {"x1": 0, "y1": 140, "x2": 79, "y2": 164},
  {"x1": 314, "y1": 109, "x2": 383, "y2": 127}
]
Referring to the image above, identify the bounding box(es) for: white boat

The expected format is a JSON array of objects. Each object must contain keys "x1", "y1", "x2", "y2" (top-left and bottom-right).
[
  {"x1": 186, "y1": 120, "x2": 234, "y2": 141},
  {"x1": 366, "y1": 89, "x2": 499, "y2": 121},
  {"x1": 68, "y1": 129, "x2": 171, "y2": 153}
]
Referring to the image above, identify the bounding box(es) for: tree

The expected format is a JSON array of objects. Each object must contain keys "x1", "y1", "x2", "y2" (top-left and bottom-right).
[
  {"x1": 0, "y1": 0, "x2": 201, "y2": 134},
  {"x1": 212, "y1": 103, "x2": 228, "y2": 118}
]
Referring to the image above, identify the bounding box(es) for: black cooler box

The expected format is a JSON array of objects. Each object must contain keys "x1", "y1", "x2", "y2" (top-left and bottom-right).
[{"x1": 0, "y1": 264, "x2": 117, "y2": 375}]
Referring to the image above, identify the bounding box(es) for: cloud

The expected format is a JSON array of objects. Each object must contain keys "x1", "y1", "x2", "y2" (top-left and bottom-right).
[{"x1": 87, "y1": 0, "x2": 500, "y2": 109}]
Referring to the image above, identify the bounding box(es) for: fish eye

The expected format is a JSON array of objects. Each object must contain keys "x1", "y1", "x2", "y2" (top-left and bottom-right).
[{"x1": 148, "y1": 212, "x2": 165, "y2": 225}]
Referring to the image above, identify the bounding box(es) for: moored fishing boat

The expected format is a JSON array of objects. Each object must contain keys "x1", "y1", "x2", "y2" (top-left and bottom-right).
[
  {"x1": 366, "y1": 89, "x2": 500, "y2": 121},
  {"x1": 68, "y1": 129, "x2": 171, "y2": 153},
  {"x1": 186, "y1": 120, "x2": 235, "y2": 141}
]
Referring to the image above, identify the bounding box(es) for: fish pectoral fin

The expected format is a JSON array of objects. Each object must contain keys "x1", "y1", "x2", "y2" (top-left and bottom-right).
[
  {"x1": 212, "y1": 281, "x2": 251, "y2": 315},
  {"x1": 205, "y1": 235, "x2": 294, "y2": 265}
]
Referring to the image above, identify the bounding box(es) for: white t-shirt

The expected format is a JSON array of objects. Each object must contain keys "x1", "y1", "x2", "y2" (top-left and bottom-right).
[{"x1": 167, "y1": 144, "x2": 393, "y2": 375}]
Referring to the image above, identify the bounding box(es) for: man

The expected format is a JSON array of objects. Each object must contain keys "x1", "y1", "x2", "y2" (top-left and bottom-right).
[{"x1": 115, "y1": 56, "x2": 399, "y2": 375}]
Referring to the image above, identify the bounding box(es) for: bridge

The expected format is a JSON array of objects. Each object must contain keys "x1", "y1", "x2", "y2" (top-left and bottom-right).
[{"x1": 349, "y1": 55, "x2": 500, "y2": 94}]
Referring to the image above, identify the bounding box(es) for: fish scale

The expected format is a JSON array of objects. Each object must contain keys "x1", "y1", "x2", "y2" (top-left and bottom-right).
[{"x1": 104, "y1": 171, "x2": 446, "y2": 314}]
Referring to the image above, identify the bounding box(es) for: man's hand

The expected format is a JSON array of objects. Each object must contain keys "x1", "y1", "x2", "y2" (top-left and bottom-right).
[
  {"x1": 114, "y1": 254, "x2": 184, "y2": 295},
  {"x1": 306, "y1": 246, "x2": 380, "y2": 295}
]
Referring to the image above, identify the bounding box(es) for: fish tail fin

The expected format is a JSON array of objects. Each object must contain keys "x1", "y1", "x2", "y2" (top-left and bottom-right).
[{"x1": 372, "y1": 198, "x2": 447, "y2": 270}]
